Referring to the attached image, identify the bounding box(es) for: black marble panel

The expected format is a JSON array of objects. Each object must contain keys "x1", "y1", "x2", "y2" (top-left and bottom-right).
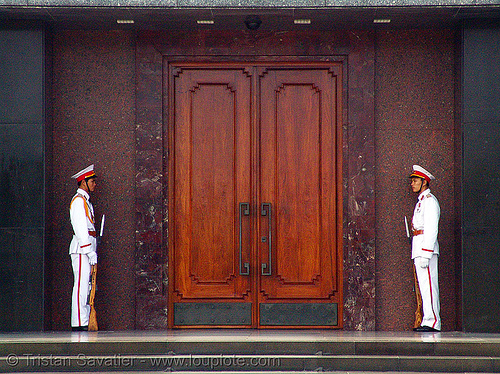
[
  {"x1": 175, "y1": 303, "x2": 252, "y2": 326},
  {"x1": 0, "y1": 124, "x2": 44, "y2": 228},
  {"x1": 462, "y1": 24, "x2": 500, "y2": 332},
  {"x1": 0, "y1": 228, "x2": 44, "y2": 331},
  {"x1": 463, "y1": 27, "x2": 500, "y2": 124},
  {"x1": 0, "y1": 30, "x2": 44, "y2": 125},
  {"x1": 260, "y1": 303, "x2": 338, "y2": 326},
  {"x1": 0, "y1": 28, "x2": 45, "y2": 332}
]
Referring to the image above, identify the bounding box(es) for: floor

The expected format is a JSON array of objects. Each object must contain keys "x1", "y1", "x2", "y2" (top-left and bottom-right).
[
  {"x1": 2, "y1": 330, "x2": 500, "y2": 374},
  {"x1": 1, "y1": 329, "x2": 500, "y2": 343}
]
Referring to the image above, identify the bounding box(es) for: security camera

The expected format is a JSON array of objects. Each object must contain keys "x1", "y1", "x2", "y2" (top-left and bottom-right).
[{"x1": 244, "y1": 15, "x2": 262, "y2": 30}]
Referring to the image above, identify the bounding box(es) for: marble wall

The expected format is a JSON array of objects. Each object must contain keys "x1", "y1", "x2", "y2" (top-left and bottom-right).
[
  {"x1": 48, "y1": 30, "x2": 137, "y2": 330},
  {"x1": 374, "y1": 29, "x2": 459, "y2": 331},
  {"x1": 47, "y1": 28, "x2": 459, "y2": 331}
]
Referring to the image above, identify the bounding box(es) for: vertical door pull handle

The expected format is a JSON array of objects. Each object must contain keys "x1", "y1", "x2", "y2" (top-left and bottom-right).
[
  {"x1": 261, "y1": 202, "x2": 272, "y2": 276},
  {"x1": 239, "y1": 202, "x2": 250, "y2": 275}
]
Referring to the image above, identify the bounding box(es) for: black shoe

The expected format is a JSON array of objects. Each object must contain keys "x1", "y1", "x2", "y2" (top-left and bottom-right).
[
  {"x1": 413, "y1": 325, "x2": 440, "y2": 332},
  {"x1": 72, "y1": 326, "x2": 88, "y2": 332}
]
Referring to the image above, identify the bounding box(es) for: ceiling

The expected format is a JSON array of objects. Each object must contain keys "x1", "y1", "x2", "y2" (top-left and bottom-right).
[{"x1": 1, "y1": 5, "x2": 500, "y2": 30}]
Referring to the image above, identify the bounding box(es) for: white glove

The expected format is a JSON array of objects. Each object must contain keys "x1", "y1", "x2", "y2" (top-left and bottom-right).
[
  {"x1": 415, "y1": 257, "x2": 429, "y2": 269},
  {"x1": 87, "y1": 251, "x2": 98, "y2": 265}
]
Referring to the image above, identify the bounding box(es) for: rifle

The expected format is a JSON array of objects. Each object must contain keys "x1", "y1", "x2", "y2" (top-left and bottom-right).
[
  {"x1": 405, "y1": 216, "x2": 423, "y2": 329},
  {"x1": 88, "y1": 264, "x2": 98, "y2": 331},
  {"x1": 88, "y1": 214, "x2": 104, "y2": 332}
]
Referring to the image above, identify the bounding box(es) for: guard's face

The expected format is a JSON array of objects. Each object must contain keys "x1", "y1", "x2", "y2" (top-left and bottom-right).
[
  {"x1": 86, "y1": 177, "x2": 97, "y2": 192},
  {"x1": 410, "y1": 177, "x2": 424, "y2": 193}
]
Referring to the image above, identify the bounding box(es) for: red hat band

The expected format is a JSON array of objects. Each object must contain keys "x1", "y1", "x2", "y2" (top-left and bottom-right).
[
  {"x1": 411, "y1": 170, "x2": 430, "y2": 183},
  {"x1": 77, "y1": 171, "x2": 96, "y2": 182}
]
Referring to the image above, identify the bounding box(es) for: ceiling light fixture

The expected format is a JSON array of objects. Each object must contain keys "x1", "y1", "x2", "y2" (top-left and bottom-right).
[
  {"x1": 197, "y1": 20, "x2": 215, "y2": 24},
  {"x1": 373, "y1": 19, "x2": 391, "y2": 23},
  {"x1": 117, "y1": 19, "x2": 134, "y2": 24},
  {"x1": 294, "y1": 19, "x2": 311, "y2": 25}
]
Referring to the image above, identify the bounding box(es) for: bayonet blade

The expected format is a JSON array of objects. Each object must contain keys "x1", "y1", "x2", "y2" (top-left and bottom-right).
[{"x1": 100, "y1": 215, "x2": 105, "y2": 237}]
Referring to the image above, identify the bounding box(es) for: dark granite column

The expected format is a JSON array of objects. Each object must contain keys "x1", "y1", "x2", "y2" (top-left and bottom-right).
[
  {"x1": 135, "y1": 41, "x2": 168, "y2": 329},
  {"x1": 343, "y1": 31, "x2": 376, "y2": 331}
]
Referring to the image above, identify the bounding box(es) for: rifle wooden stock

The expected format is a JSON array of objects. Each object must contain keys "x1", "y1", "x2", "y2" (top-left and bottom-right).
[
  {"x1": 88, "y1": 264, "x2": 98, "y2": 331},
  {"x1": 413, "y1": 263, "x2": 423, "y2": 329}
]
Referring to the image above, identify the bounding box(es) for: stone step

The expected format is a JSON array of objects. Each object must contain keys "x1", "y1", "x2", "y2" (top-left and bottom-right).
[
  {"x1": 1, "y1": 331, "x2": 500, "y2": 372},
  {"x1": 1, "y1": 353, "x2": 500, "y2": 372},
  {"x1": 2, "y1": 339, "x2": 500, "y2": 357}
]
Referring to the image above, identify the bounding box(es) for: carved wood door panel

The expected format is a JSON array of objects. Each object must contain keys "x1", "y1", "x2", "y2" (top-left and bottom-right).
[
  {"x1": 168, "y1": 63, "x2": 343, "y2": 328},
  {"x1": 257, "y1": 66, "x2": 343, "y2": 327}
]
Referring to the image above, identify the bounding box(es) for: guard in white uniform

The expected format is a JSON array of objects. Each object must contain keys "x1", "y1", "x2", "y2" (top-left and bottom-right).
[
  {"x1": 69, "y1": 164, "x2": 98, "y2": 331},
  {"x1": 409, "y1": 165, "x2": 441, "y2": 332}
]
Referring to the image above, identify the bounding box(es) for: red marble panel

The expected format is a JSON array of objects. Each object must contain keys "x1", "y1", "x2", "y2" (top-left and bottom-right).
[
  {"x1": 375, "y1": 29, "x2": 459, "y2": 331},
  {"x1": 47, "y1": 30, "x2": 136, "y2": 331}
]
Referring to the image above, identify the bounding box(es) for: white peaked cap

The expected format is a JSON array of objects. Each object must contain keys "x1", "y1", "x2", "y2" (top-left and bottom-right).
[
  {"x1": 409, "y1": 165, "x2": 435, "y2": 183},
  {"x1": 71, "y1": 164, "x2": 96, "y2": 182}
]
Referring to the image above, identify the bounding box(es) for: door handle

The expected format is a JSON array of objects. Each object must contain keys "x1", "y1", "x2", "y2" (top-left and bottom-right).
[
  {"x1": 261, "y1": 202, "x2": 272, "y2": 276},
  {"x1": 239, "y1": 202, "x2": 250, "y2": 275}
]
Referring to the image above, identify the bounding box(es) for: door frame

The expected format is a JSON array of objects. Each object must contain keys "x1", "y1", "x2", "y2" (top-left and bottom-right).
[
  {"x1": 165, "y1": 57, "x2": 347, "y2": 329},
  {"x1": 135, "y1": 29, "x2": 377, "y2": 330}
]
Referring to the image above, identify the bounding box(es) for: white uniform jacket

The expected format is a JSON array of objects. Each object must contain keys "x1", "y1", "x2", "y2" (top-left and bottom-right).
[
  {"x1": 411, "y1": 189, "x2": 440, "y2": 260},
  {"x1": 69, "y1": 189, "x2": 96, "y2": 255}
]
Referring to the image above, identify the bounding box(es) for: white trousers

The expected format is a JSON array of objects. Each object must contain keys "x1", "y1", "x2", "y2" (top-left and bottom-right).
[
  {"x1": 71, "y1": 253, "x2": 91, "y2": 328},
  {"x1": 414, "y1": 254, "x2": 441, "y2": 331}
]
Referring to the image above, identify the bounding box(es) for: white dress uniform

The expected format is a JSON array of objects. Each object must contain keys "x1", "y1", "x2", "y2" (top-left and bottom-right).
[
  {"x1": 410, "y1": 165, "x2": 441, "y2": 331},
  {"x1": 69, "y1": 165, "x2": 98, "y2": 329}
]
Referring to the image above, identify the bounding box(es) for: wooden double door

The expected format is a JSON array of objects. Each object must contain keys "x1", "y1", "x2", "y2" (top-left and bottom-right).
[{"x1": 168, "y1": 62, "x2": 343, "y2": 328}]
